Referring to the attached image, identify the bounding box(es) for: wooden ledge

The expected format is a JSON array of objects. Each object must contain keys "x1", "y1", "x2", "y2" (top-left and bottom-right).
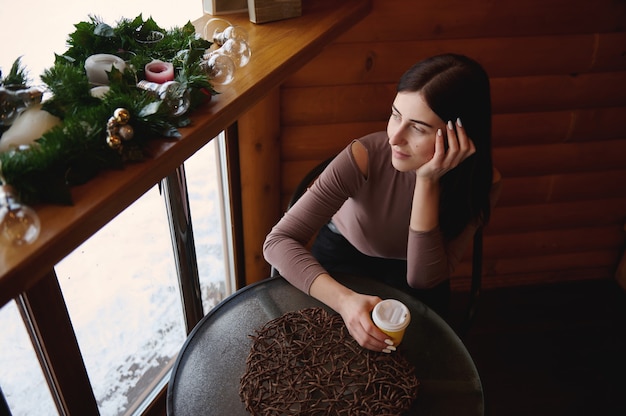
[{"x1": 0, "y1": 0, "x2": 371, "y2": 307}]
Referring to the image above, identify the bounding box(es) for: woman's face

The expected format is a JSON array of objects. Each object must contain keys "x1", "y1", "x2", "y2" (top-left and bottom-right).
[{"x1": 387, "y1": 91, "x2": 445, "y2": 172}]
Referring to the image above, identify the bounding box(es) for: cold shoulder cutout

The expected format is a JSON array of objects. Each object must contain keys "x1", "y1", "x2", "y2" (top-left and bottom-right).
[{"x1": 350, "y1": 140, "x2": 369, "y2": 178}]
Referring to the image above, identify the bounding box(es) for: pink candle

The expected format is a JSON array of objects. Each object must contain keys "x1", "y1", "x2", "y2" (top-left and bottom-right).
[{"x1": 145, "y1": 60, "x2": 175, "y2": 83}]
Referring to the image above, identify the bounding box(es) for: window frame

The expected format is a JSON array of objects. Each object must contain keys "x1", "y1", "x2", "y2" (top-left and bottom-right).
[{"x1": 7, "y1": 129, "x2": 242, "y2": 415}]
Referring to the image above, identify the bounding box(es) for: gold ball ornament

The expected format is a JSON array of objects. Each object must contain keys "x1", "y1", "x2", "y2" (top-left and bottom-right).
[
  {"x1": 113, "y1": 108, "x2": 131, "y2": 124},
  {"x1": 106, "y1": 134, "x2": 123, "y2": 151},
  {"x1": 118, "y1": 124, "x2": 134, "y2": 141},
  {"x1": 107, "y1": 116, "x2": 118, "y2": 129}
]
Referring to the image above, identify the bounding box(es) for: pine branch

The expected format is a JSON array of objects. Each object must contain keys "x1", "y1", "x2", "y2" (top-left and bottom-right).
[{"x1": 0, "y1": 15, "x2": 216, "y2": 204}]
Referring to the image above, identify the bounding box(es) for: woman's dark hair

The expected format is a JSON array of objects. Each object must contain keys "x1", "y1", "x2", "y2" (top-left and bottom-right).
[{"x1": 397, "y1": 53, "x2": 493, "y2": 239}]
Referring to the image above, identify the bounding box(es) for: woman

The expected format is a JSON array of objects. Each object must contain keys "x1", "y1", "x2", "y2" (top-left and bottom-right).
[{"x1": 264, "y1": 53, "x2": 501, "y2": 353}]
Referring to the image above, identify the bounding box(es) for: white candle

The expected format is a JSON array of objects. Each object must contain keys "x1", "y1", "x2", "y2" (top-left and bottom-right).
[
  {"x1": 84, "y1": 54, "x2": 126, "y2": 86},
  {"x1": 145, "y1": 60, "x2": 175, "y2": 84},
  {"x1": 0, "y1": 104, "x2": 61, "y2": 153},
  {"x1": 90, "y1": 86, "x2": 110, "y2": 99}
]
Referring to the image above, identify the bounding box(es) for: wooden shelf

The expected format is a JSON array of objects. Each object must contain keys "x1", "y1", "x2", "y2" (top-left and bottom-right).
[{"x1": 0, "y1": 0, "x2": 370, "y2": 307}]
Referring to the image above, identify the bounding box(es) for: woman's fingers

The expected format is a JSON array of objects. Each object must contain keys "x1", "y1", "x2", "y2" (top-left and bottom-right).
[
  {"x1": 446, "y1": 120, "x2": 460, "y2": 153},
  {"x1": 454, "y1": 118, "x2": 476, "y2": 156},
  {"x1": 340, "y1": 295, "x2": 394, "y2": 352},
  {"x1": 445, "y1": 118, "x2": 475, "y2": 165},
  {"x1": 346, "y1": 317, "x2": 384, "y2": 351},
  {"x1": 416, "y1": 118, "x2": 477, "y2": 180}
]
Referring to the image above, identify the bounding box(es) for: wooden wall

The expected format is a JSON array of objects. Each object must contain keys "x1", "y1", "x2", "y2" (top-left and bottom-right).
[{"x1": 273, "y1": 0, "x2": 626, "y2": 289}]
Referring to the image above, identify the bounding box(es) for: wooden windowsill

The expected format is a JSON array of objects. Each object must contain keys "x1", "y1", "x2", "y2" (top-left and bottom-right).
[{"x1": 0, "y1": 0, "x2": 370, "y2": 307}]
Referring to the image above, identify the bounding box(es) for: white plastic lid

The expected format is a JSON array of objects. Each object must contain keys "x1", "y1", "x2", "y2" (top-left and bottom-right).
[{"x1": 372, "y1": 299, "x2": 411, "y2": 332}]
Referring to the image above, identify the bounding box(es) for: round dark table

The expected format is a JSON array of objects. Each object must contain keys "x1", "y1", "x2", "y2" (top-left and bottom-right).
[{"x1": 167, "y1": 275, "x2": 484, "y2": 415}]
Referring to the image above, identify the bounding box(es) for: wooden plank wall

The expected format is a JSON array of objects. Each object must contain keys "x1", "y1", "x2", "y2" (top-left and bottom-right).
[{"x1": 276, "y1": 0, "x2": 626, "y2": 289}]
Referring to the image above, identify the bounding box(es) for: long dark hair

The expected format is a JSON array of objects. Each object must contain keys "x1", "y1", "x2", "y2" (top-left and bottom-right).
[{"x1": 397, "y1": 53, "x2": 493, "y2": 239}]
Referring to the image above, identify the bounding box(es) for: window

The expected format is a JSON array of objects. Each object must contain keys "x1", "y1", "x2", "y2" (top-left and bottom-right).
[
  {"x1": 0, "y1": 2, "x2": 236, "y2": 415},
  {"x1": 54, "y1": 182, "x2": 187, "y2": 415},
  {"x1": 0, "y1": 138, "x2": 235, "y2": 416},
  {"x1": 0, "y1": 302, "x2": 57, "y2": 415}
]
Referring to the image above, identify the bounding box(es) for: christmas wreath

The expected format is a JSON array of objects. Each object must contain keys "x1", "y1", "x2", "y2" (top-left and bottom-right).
[{"x1": 0, "y1": 15, "x2": 215, "y2": 205}]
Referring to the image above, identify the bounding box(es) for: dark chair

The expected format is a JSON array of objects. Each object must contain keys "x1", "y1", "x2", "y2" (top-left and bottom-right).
[
  {"x1": 1, "y1": 386, "x2": 11, "y2": 416},
  {"x1": 462, "y1": 226, "x2": 483, "y2": 336},
  {"x1": 271, "y1": 156, "x2": 483, "y2": 336},
  {"x1": 287, "y1": 156, "x2": 336, "y2": 212}
]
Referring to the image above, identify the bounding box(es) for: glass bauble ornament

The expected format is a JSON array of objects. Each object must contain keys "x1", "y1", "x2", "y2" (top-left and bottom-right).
[
  {"x1": 203, "y1": 18, "x2": 251, "y2": 68},
  {"x1": 0, "y1": 185, "x2": 41, "y2": 246},
  {"x1": 200, "y1": 52, "x2": 236, "y2": 85},
  {"x1": 220, "y1": 38, "x2": 251, "y2": 68}
]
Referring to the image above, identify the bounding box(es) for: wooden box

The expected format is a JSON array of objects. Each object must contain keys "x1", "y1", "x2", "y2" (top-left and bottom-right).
[
  {"x1": 248, "y1": 0, "x2": 302, "y2": 24},
  {"x1": 203, "y1": 0, "x2": 249, "y2": 15}
]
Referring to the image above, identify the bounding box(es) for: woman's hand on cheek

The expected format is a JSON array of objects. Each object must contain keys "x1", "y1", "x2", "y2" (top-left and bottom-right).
[
  {"x1": 445, "y1": 118, "x2": 476, "y2": 166},
  {"x1": 416, "y1": 118, "x2": 476, "y2": 180},
  {"x1": 337, "y1": 293, "x2": 393, "y2": 352}
]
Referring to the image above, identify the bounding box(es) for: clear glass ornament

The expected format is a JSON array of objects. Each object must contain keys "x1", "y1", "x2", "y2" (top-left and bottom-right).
[
  {"x1": 203, "y1": 18, "x2": 231, "y2": 43},
  {"x1": 0, "y1": 185, "x2": 41, "y2": 246},
  {"x1": 203, "y1": 18, "x2": 251, "y2": 68},
  {"x1": 217, "y1": 25, "x2": 249, "y2": 45},
  {"x1": 220, "y1": 38, "x2": 251, "y2": 68},
  {"x1": 204, "y1": 18, "x2": 249, "y2": 45},
  {"x1": 200, "y1": 52, "x2": 236, "y2": 85}
]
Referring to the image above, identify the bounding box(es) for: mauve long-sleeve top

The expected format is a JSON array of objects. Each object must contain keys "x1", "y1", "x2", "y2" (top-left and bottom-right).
[{"x1": 263, "y1": 131, "x2": 500, "y2": 294}]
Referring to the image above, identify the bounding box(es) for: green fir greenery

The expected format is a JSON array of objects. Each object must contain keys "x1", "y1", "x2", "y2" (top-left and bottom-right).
[{"x1": 0, "y1": 15, "x2": 215, "y2": 205}]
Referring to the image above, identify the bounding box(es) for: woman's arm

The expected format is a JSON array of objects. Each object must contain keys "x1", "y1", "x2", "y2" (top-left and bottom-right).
[
  {"x1": 411, "y1": 120, "x2": 475, "y2": 231},
  {"x1": 263, "y1": 146, "x2": 358, "y2": 292},
  {"x1": 264, "y1": 140, "x2": 394, "y2": 353},
  {"x1": 309, "y1": 141, "x2": 394, "y2": 352},
  {"x1": 406, "y1": 119, "x2": 476, "y2": 288},
  {"x1": 406, "y1": 168, "x2": 502, "y2": 289}
]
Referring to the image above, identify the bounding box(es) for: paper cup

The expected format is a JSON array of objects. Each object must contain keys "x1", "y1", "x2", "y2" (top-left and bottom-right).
[{"x1": 372, "y1": 299, "x2": 411, "y2": 345}]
